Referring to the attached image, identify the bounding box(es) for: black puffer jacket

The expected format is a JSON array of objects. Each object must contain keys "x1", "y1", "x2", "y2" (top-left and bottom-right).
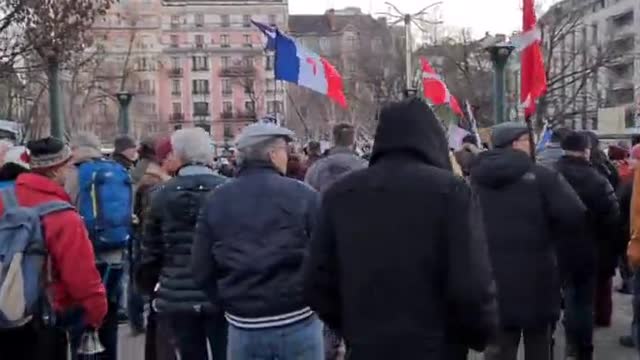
[
  {"x1": 470, "y1": 149, "x2": 586, "y2": 328},
  {"x1": 304, "y1": 99, "x2": 498, "y2": 359},
  {"x1": 192, "y1": 160, "x2": 319, "y2": 325},
  {"x1": 142, "y1": 165, "x2": 226, "y2": 314},
  {"x1": 555, "y1": 156, "x2": 621, "y2": 277}
]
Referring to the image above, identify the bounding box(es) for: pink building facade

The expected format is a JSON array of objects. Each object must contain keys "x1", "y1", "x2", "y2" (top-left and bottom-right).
[{"x1": 94, "y1": 0, "x2": 288, "y2": 151}]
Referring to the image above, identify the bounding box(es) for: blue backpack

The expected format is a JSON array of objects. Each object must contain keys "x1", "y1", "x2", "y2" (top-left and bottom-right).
[
  {"x1": 77, "y1": 159, "x2": 133, "y2": 253},
  {"x1": 0, "y1": 188, "x2": 73, "y2": 328}
]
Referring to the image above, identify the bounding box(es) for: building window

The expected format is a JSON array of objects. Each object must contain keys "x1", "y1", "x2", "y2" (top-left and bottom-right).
[
  {"x1": 221, "y1": 34, "x2": 230, "y2": 47},
  {"x1": 346, "y1": 34, "x2": 358, "y2": 49},
  {"x1": 242, "y1": 56, "x2": 253, "y2": 67},
  {"x1": 170, "y1": 35, "x2": 179, "y2": 47},
  {"x1": 267, "y1": 100, "x2": 283, "y2": 114},
  {"x1": 268, "y1": 14, "x2": 277, "y2": 26},
  {"x1": 171, "y1": 56, "x2": 180, "y2": 69},
  {"x1": 171, "y1": 80, "x2": 181, "y2": 95},
  {"x1": 224, "y1": 124, "x2": 233, "y2": 139},
  {"x1": 172, "y1": 102, "x2": 182, "y2": 113},
  {"x1": 171, "y1": 15, "x2": 180, "y2": 29},
  {"x1": 138, "y1": 79, "x2": 155, "y2": 95},
  {"x1": 223, "y1": 101, "x2": 233, "y2": 114},
  {"x1": 192, "y1": 56, "x2": 209, "y2": 71},
  {"x1": 222, "y1": 79, "x2": 232, "y2": 95},
  {"x1": 244, "y1": 100, "x2": 255, "y2": 113},
  {"x1": 592, "y1": 24, "x2": 598, "y2": 44},
  {"x1": 193, "y1": 102, "x2": 209, "y2": 116},
  {"x1": 265, "y1": 54, "x2": 274, "y2": 70},
  {"x1": 195, "y1": 14, "x2": 204, "y2": 27},
  {"x1": 266, "y1": 79, "x2": 274, "y2": 93},
  {"x1": 243, "y1": 34, "x2": 252, "y2": 47},
  {"x1": 244, "y1": 79, "x2": 254, "y2": 94},
  {"x1": 221, "y1": 15, "x2": 230, "y2": 27},
  {"x1": 195, "y1": 34, "x2": 204, "y2": 48},
  {"x1": 221, "y1": 56, "x2": 230, "y2": 69},
  {"x1": 243, "y1": 15, "x2": 251, "y2": 28},
  {"x1": 320, "y1": 37, "x2": 330, "y2": 52},
  {"x1": 372, "y1": 38, "x2": 382, "y2": 52},
  {"x1": 192, "y1": 79, "x2": 209, "y2": 95}
]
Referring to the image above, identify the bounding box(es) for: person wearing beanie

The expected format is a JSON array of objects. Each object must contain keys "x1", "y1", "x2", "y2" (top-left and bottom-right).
[
  {"x1": 554, "y1": 131, "x2": 620, "y2": 359},
  {"x1": 113, "y1": 135, "x2": 138, "y2": 170},
  {"x1": 0, "y1": 146, "x2": 30, "y2": 188},
  {"x1": 64, "y1": 131, "x2": 104, "y2": 205},
  {"x1": 0, "y1": 137, "x2": 107, "y2": 358},
  {"x1": 132, "y1": 134, "x2": 176, "y2": 360},
  {"x1": 470, "y1": 123, "x2": 586, "y2": 360},
  {"x1": 192, "y1": 122, "x2": 324, "y2": 359},
  {"x1": 304, "y1": 99, "x2": 497, "y2": 359}
]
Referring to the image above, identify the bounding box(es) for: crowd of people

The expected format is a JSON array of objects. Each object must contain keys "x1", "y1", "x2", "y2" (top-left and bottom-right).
[{"x1": 0, "y1": 98, "x2": 638, "y2": 360}]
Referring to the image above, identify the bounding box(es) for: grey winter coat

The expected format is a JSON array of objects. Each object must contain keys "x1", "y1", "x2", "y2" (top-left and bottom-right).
[{"x1": 304, "y1": 147, "x2": 368, "y2": 193}]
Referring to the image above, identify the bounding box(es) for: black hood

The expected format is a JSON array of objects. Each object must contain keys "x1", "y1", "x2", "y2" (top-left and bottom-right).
[
  {"x1": 370, "y1": 99, "x2": 451, "y2": 170},
  {"x1": 470, "y1": 148, "x2": 532, "y2": 189}
]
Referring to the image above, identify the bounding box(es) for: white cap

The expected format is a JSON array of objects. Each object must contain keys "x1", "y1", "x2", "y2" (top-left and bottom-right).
[{"x1": 4, "y1": 146, "x2": 30, "y2": 170}]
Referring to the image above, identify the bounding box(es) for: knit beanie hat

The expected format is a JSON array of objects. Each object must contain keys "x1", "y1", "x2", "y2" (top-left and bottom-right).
[
  {"x1": 114, "y1": 135, "x2": 137, "y2": 154},
  {"x1": 155, "y1": 136, "x2": 173, "y2": 164},
  {"x1": 4, "y1": 146, "x2": 30, "y2": 170},
  {"x1": 26, "y1": 137, "x2": 72, "y2": 169},
  {"x1": 561, "y1": 131, "x2": 590, "y2": 152},
  {"x1": 491, "y1": 122, "x2": 529, "y2": 148}
]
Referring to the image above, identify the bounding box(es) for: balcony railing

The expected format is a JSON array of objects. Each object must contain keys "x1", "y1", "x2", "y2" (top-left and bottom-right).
[
  {"x1": 222, "y1": 90, "x2": 233, "y2": 96},
  {"x1": 221, "y1": 111, "x2": 233, "y2": 119},
  {"x1": 192, "y1": 90, "x2": 210, "y2": 95},
  {"x1": 219, "y1": 65, "x2": 256, "y2": 77},
  {"x1": 168, "y1": 68, "x2": 183, "y2": 77},
  {"x1": 193, "y1": 111, "x2": 211, "y2": 117},
  {"x1": 169, "y1": 113, "x2": 184, "y2": 122},
  {"x1": 236, "y1": 110, "x2": 256, "y2": 119}
]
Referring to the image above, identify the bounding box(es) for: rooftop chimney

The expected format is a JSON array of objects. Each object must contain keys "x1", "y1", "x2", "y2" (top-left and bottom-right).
[{"x1": 326, "y1": 8, "x2": 336, "y2": 31}]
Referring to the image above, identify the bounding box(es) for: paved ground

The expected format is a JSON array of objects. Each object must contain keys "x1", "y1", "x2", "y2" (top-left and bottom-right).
[{"x1": 117, "y1": 282, "x2": 638, "y2": 360}]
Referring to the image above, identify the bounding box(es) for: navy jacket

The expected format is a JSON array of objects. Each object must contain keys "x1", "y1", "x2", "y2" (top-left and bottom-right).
[{"x1": 192, "y1": 161, "x2": 319, "y2": 324}]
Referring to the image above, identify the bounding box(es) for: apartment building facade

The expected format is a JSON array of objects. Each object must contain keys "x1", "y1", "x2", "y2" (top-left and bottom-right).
[
  {"x1": 87, "y1": 0, "x2": 287, "y2": 148},
  {"x1": 533, "y1": 0, "x2": 639, "y2": 130}
]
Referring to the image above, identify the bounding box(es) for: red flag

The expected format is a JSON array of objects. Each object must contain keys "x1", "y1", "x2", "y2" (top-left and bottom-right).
[
  {"x1": 421, "y1": 58, "x2": 463, "y2": 116},
  {"x1": 521, "y1": 0, "x2": 547, "y2": 117}
]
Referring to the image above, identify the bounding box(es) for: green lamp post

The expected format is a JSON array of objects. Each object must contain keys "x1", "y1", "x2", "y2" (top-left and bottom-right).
[
  {"x1": 116, "y1": 92, "x2": 133, "y2": 135},
  {"x1": 486, "y1": 44, "x2": 515, "y2": 124}
]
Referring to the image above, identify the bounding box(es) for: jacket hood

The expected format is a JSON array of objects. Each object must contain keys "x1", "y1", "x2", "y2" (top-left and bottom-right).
[
  {"x1": 370, "y1": 99, "x2": 451, "y2": 170},
  {"x1": 470, "y1": 148, "x2": 532, "y2": 188},
  {"x1": 139, "y1": 162, "x2": 170, "y2": 188}
]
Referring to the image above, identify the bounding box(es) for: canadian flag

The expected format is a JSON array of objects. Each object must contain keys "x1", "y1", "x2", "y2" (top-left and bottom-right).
[
  {"x1": 520, "y1": 0, "x2": 547, "y2": 117},
  {"x1": 421, "y1": 57, "x2": 463, "y2": 116}
]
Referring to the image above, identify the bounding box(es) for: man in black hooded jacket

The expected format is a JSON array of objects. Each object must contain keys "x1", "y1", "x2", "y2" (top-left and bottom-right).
[
  {"x1": 304, "y1": 99, "x2": 498, "y2": 359},
  {"x1": 470, "y1": 122, "x2": 586, "y2": 360},
  {"x1": 554, "y1": 131, "x2": 620, "y2": 360}
]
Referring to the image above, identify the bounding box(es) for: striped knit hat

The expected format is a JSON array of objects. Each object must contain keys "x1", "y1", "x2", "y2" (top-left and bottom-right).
[{"x1": 26, "y1": 137, "x2": 72, "y2": 170}]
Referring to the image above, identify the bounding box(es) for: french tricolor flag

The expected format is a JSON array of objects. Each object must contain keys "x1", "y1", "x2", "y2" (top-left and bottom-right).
[
  {"x1": 253, "y1": 21, "x2": 347, "y2": 108},
  {"x1": 275, "y1": 32, "x2": 347, "y2": 108}
]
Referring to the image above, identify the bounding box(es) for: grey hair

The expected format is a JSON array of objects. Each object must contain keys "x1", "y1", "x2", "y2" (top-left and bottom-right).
[
  {"x1": 70, "y1": 131, "x2": 101, "y2": 150},
  {"x1": 170, "y1": 127, "x2": 213, "y2": 165},
  {"x1": 237, "y1": 137, "x2": 282, "y2": 166}
]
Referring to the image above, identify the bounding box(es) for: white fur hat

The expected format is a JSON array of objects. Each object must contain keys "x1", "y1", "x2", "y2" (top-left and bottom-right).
[{"x1": 4, "y1": 146, "x2": 30, "y2": 169}]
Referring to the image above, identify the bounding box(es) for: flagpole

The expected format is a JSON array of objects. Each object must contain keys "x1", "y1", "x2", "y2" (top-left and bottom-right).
[
  {"x1": 273, "y1": 28, "x2": 279, "y2": 125},
  {"x1": 525, "y1": 115, "x2": 536, "y2": 161}
]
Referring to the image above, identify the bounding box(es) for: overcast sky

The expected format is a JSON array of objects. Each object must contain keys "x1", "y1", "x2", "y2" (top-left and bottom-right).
[{"x1": 288, "y1": 0, "x2": 557, "y2": 38}]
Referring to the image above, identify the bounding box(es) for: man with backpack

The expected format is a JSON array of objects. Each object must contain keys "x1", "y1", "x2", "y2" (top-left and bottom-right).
[
  {"x1": 0, "y1": 137, "x2": 107, "y2": 360},
  {"x1": 66, "y1": 132, "x2": 134, "y2": 360}
]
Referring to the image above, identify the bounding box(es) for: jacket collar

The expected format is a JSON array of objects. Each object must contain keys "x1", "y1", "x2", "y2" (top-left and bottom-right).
[
  {"x1": 16, "y1": 173, "x2": 72, "y2": 202},
  {"x1": 237, "y1": 160, "x2": 283, "y2": 176},
  {"x1": 177, "y1": 164, "x2": 215, "y2": 176},
  {"x1": 328, "y1": 146, "x2": 356, "y2": 156}
]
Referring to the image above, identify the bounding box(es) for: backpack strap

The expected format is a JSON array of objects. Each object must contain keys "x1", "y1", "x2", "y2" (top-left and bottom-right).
[
  {"x1": 0, "y1": 188, "x2": 19, "y2": 210},
  {"x1": 34, "y1": 201, "x2": 74, "y2": 218}
]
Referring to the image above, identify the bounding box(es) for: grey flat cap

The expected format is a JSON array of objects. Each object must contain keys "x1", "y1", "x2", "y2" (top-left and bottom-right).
[
  {"x1": 236, "y1": 122, "x2": 295, "y2": 150},
  {"x1": 491, "y1": 122, "x2": 529, "y2": 148}
]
